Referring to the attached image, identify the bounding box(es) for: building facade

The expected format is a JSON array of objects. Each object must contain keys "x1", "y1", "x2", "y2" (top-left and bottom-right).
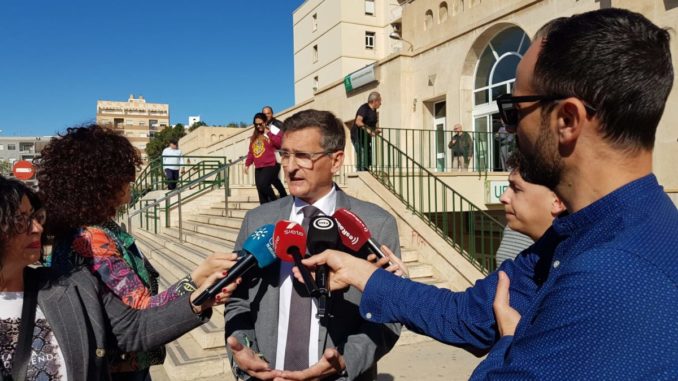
[
  {"x1": 0, "y1": 136, "x2": 52, "y2": 184},
  {"x1": 281, "y1": 0, "x2": 678, "y2": 191},
  {"x1": 96, "y1": 95, "x2": 170, "y2": 160},
  {"x1": 293, "y1": 0, "x2": 408, "y2": 103}
]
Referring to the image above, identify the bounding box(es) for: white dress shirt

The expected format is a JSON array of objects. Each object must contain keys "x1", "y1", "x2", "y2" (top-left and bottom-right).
[{"x1": 274, "y1": 186, "x2": 337, "y2": 370}]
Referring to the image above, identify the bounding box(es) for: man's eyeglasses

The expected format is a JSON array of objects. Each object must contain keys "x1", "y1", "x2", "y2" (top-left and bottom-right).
[
  {"x1": 15, "y1": 209, "x2": 47, "y2": 234},
  {"x1": 277, "y1": 149, "x2": 334, "y2": 169},
  {"x1": 496, "y1": 94, "x2": 597, "y2": 131}
]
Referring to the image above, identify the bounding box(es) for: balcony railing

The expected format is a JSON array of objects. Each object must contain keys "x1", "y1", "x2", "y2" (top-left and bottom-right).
[{"x1": 376, "y1": 127, "x2": 518, "y2": 174}]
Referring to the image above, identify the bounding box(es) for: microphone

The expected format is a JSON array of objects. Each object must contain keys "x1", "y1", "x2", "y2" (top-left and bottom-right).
[
  {"x1": 307, "y1": 216, "x2": 340, "y2": 318},
  {"x1": 273, "y1": 220, "x2": 319, "y2": 296},
  {"x1": 333, "y1": 208, "x2": 392, "y2": 266},
  {"x1": 192, "y1": 224, "x2": 275, "y2": 306}
]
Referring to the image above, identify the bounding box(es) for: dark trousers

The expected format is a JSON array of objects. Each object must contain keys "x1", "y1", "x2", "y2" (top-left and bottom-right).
[
  {"x1": 164, "y1": 169, "x2": 179, "y2": 190},
  {"x1": 255, "y1": 166, "x2": 280, "y2": 204},
  {"x1": 271, "y1": 163, "x2": 287, "y2": 198},
  {"x1": 351, "y1": 129, "x2": 372, "y2": 171}
]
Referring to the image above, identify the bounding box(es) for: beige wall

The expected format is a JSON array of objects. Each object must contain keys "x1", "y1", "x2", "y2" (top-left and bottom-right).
[
  {"x1": 179, "y1": 127, "x2": 246, "y2": 156},
  {"x1": 280, "y1": 0, "x2": 678, "y2": 190},
  {"x1": 293, "y1": 0, "x2": 402, "y2": 103}
]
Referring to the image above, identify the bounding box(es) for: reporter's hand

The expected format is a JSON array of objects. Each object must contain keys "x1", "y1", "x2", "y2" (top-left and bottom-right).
[
  {"x1": 366, "y1": 245, "x2": 408, "y2": 278},
  {"x1": 227, "y1": 336, "x2": 281, "y2": 380},
  {"x1": 493, "y1": 271, "x2": 521, "y2": 336},
  {"x1": 191, "y1": 252, "x2": 238, "y2": 287},
  {"x1": 274, "y1": 348, "x2": 346, "y2": 381},
  {"x1": 293, "y1": 250, "x2": 377, "y2": 292},
  {"x1": 189, "y1": 271, "x2": 241, "y2": 313}
]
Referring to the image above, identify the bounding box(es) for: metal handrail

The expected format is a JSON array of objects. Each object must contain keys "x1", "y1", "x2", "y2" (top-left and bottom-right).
[
  {"x1": 369, "y1": 133, "x2": 505, "y2": 274},
  {"x1": 378, "y1": 127, "x2": 518, "y2": 175},
  {"x1": 126, "y1": 156, "x2": 246, "y2": 241}
]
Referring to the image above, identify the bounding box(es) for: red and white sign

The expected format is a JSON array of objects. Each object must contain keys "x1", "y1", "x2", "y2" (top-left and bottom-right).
[{"x1": 12, "y1": 160, "x2": 35, "y2": 180}]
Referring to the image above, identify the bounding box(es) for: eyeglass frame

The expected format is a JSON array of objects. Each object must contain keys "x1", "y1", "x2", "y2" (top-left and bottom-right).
[
  {"x1": 496, "y1": 94, "x2": 597, "y2": 132},
  {"x1": 14, "y1": 208, "x2": 47, "y2": 234},
  {"x1": 277, "y1": 149, "x2": 337, "y2": 169}
]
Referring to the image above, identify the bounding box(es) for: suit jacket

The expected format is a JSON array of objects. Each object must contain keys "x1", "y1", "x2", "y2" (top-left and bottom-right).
[
  {"x1": 1, "y1": 267, "x2": 209, "y2": 381},
  {"x1": 225, "y1": 189, "x2": 402, "y2": 381}
]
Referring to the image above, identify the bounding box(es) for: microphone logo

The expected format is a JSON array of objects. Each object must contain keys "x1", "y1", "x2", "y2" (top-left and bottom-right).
[
  {"x1": 252, "y1": 226, "x2": 269, "y2": 240},
  {"x1": 336, "y1": 219, "x2": 359, "y2": 246},
  {"x1": 312, "y1": 217, "x2": 334, "y2": 230}
]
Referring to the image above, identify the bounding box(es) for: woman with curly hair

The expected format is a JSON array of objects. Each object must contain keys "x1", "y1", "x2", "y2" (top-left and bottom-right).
[
  {"x1": 37, "y1": 124, "x2": 238, "y2": 381},
  {"x1": 0, "y1": 176, "x2": 230, "y2": 380},
  {"x1": 245, "y1": 112, "x2": 286, "y2": 204}
]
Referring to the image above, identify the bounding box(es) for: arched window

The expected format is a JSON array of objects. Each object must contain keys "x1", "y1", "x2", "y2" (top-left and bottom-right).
[
  {"x1": 424, "y1": 10, "x2": 433, "y2": 30},
  {"x1": 473, "y1": 26, "x2": 530, "y2": 106},
  {"x1": 452, "y1": 0, "x2": 463, "y2": 16},
  {"x1": 439, "y1": 2, "x2": 448, "y2": 23}
]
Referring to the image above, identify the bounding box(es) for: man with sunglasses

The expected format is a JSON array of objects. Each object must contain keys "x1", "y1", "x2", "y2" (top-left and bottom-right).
[
  {"x1": 225, "y1": 109, "x2": 401, "y2": 381},
  {"x1": 297, "y1": 8, "x2": 678, "y2": 379}
]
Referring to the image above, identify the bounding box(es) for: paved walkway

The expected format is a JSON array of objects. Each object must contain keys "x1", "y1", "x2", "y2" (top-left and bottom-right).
[{"x1": 151, "y1": 339, "x2": 484, "y2": 381}]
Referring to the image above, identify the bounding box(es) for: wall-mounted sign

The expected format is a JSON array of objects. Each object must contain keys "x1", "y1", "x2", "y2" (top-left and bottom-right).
[
  {"x1": 344, "y1": 64, "x2": 376, "y2": 92},
  {"x1": 485, "y1": 180, "x2": 509, "y2": 204}
]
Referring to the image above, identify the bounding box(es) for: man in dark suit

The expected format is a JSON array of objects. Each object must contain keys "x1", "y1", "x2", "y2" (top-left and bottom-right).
[{"x1": 225, "y1": 109, "x2": 401, "y2": 381}]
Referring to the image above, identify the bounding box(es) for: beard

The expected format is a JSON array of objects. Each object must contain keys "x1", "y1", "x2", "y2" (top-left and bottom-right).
[{"x1": 514, "y1": 114, "x2": 562, "y2": 190}]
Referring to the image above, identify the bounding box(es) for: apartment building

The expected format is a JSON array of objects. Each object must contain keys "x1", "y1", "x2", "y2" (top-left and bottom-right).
[
  {"x1": 96, "y1": 95, "x2": 170, "y2": 160},
  {"x1": 293, "y1": 0, "x2": 406, "y2": 103}
]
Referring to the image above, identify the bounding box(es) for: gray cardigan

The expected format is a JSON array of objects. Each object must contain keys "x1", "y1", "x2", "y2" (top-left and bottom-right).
[
  {"x1": 225, "y1": 190, "x2": 402, "y2": 381},
  {"x1": 1, "y1": 267, "x2": 209, "y2": 381}
]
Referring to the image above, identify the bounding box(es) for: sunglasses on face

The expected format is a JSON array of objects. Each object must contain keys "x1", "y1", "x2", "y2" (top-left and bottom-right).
[
  {"x1": 496, "y1": 94, "x2": 597, "y2": 132},
  {"x1": 254, "y1": 122, "x2": 265, "y2": 127}
]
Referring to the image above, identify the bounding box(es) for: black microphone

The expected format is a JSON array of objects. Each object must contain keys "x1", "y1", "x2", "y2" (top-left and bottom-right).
[
  {"x1": 192, "y1": 224, "x2": 275, "y2": 306},
  {"x1": 307, "y1": 216, "x2": 340, "y2": 318}
]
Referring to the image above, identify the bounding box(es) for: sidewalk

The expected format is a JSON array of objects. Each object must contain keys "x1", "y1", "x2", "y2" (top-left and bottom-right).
[{"x1": 150, "y1": 339, "x2": 484, "y2": 381}]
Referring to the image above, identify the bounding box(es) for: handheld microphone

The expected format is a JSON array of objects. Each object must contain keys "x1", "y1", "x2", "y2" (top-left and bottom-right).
[
  {"x1": 192, "y1": 224, "x2": 275, "y2": 306},
  {"x1": 273, "y1": 220, "x2": 319, "y2": 296},
  {"x1": 307, "y1": 216, "x2": 340, "y2": 318},
  {"x1": 333, "y1": 208, "x2": 393, "y2": 266}
]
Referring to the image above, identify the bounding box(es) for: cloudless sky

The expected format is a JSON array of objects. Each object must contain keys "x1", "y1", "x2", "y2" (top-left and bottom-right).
[{"x1": 0, "y1": 0, "x2": 305, "y2": 136}]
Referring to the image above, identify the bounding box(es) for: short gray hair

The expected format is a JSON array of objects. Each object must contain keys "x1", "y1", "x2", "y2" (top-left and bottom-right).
[{"x1": 367, "y1": 91, "x2": 381, "y2": 103}]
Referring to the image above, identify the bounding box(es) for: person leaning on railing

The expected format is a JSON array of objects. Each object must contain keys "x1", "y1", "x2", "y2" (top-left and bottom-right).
[
  {"x1": 36, "y1": 124, "x2": 239, "y2": 381},
  {"x1": 448, "y1": 123, "x2": 474, "y2": 172},
  {"x1": 0, "y1": 176, "x2": 234, "y2": 380}
]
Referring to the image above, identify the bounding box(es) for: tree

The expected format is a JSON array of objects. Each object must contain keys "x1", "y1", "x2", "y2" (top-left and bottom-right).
[
  {"x1": 188, "y1": 121, "x2": 207, "y2": 132},
  {"x1": 145, "y1": 123, "x2": 186, "y2": 163}
]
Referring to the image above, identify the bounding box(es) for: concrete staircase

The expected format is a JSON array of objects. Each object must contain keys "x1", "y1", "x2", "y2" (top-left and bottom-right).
[{"x1": 133, "y1": 185, "x2": 450, "y2": 380}]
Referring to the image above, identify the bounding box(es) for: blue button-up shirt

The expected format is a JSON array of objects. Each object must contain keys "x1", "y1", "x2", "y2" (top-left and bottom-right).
[{"x1": 360, "y1": 174, "x2": 678, "y2": 379}]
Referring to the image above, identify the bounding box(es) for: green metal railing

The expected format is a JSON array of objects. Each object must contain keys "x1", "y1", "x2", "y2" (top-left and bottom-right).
[
  {"x1": 370, "y1": 134, "x2": 505, "y2": 274},
  {"x1": 130, "y1": 155, "x2": 229, "y2": 207},
  {"x1": 374, "y1": 128, "x2": 518, "y2": 174},
  {"x1": 126, "y1": 156, "x2": 246, "y2": 240}
]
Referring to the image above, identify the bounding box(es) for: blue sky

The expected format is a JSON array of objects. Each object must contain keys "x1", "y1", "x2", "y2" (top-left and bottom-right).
[{"x1": 0, "y1": 0, "x2": 304, "y2": 136}]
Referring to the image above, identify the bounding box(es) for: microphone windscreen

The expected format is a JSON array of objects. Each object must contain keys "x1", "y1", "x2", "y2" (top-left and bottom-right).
[
  {"x1": 307, "y1": 216, "x2": 339, "y2": 255},
  {"x1": 333, "y1": 208, "x2": 371, "y2": 252},
  {"x1": 273, "y1": 220, "x2": 307, "y2": 262},
  {"x1": 241, "y1": 224, "x2": 276, "y2": 268}
]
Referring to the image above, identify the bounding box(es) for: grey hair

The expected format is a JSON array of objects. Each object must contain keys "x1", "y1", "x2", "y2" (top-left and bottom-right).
[{"x1": 367, "y1": 91, "x2": 381, "y2": 103}]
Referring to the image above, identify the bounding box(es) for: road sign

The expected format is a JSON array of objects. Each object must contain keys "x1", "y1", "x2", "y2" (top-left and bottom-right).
[{"x1": 12, "y1": 160, "x2": 35, "y2": 180}]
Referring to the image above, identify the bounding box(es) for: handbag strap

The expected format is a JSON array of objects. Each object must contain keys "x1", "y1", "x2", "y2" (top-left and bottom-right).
[{"x1": 11, "y1": 269, "x2": 39, "y2": 381}]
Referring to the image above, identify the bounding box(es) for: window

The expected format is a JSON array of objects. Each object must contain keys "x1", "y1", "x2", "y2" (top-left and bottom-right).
[
  {"x1": 365, "y1": 31, "x2": 375, "y2": 49},
  {"x1": 313, "y1": 76, "x2": 319, "y2": 92},
  {"x1": 473, "y1": 26, "x2": 530, "y2": 105},
  {"x1": 313, "y1": 45, "x2": 318, "y2": 62},
  {"x1": 365, "y1": 0, "x2": 375, "y2": 16},
  {"x1": 7, "y1": 144, "x2": 16, "y2": 150},
  {"x1": 312, "y1": 13, "x2": 318, "y2": 32},
  {"x1": 439, "y1": 2, "x2": 448, "y2": 22},
  {"x1": 425, "y1": 10, "x2": 434, "y2": 30}
]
